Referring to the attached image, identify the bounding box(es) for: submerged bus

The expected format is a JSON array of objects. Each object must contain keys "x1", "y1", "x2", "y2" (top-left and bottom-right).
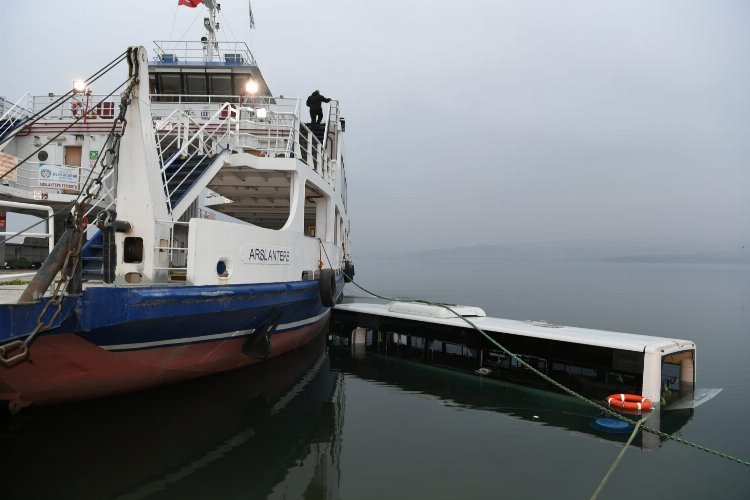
[{"x1": 331, "y1": 301, "x2": 696, "y2": 406}]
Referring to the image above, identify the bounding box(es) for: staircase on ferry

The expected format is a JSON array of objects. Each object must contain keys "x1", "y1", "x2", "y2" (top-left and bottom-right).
[
  {"x1": 81, "y1": 230, "x2": 104, "y2": 281},
  {"x1": 0, "y1": 94, "x2": 32, "y2": 152},
  {"x1": 154, "y1": 105, "x2": 236, "y2": 218},
  {"x1": 161, "y1": 151, "x2": 225, "y2": 208}
]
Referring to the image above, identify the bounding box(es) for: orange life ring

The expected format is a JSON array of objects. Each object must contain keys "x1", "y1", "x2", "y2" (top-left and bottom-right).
[{"x1": 607, "y1": 393, "x2": 653, "y2": 411}]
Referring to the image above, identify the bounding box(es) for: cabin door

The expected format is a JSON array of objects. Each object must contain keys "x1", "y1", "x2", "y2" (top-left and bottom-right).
[{"x1": 64, "y1": 146, "x2": 82, "y2": 194}]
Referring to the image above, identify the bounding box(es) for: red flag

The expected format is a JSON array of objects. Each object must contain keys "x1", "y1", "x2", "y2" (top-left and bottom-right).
[{"x1": 178, "y1": 0, "x2": 203, "y2": 7}]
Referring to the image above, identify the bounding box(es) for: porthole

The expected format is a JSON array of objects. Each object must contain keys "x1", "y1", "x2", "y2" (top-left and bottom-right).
[{"x1": 216, "y1": 258, "x2": 232, "y2": 278}]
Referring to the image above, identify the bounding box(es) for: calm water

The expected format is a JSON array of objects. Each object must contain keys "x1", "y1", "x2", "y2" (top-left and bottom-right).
[{"x1": 1, "y1": 256, "x2": 749, "y2": 499}]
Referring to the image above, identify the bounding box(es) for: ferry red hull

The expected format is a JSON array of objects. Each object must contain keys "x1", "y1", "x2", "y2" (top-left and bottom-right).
[{"x1": 0, "y1": 317, "x2": 326, "y2": 410}]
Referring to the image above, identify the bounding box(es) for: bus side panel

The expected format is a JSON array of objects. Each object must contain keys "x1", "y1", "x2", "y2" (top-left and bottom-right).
[{"x1": 642, "y1": 352, "x2": 662, "y2": 403}]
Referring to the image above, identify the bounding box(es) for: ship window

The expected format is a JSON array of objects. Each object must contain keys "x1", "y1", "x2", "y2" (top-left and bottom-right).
[
  {"x1": 185, "y1": 74, "x2": 207, "y2": 101},
  {"x1": 232, "y1": 75, "x2": 255, "y2": 96},
  {"x1": 158, "y1": 74, "x2": 182, "y2": 101},
  {"x1": 149, "y1": 74, "x2": 157, "y2": 95},
  {"x1": 210, "y1": 74, "x2": 232, "y2": 97},
  {"x1": 216, "y1": 258, "x2": 231, "y2": 278}
]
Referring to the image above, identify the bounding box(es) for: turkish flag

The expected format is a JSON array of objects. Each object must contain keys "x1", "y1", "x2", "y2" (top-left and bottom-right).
[{"x1": 178, "y1": 0, "x2": 203, "y2": 7}]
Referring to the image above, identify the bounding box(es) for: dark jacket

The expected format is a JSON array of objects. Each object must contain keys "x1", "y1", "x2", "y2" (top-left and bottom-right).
[{"x1": 306, "y1": 91, "x2": 331, "y2": 112}]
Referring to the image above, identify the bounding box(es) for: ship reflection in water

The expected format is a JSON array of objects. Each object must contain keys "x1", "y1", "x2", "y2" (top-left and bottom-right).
[
  {"x1": 0, "y1": 333, "x2": 343, "y2": 500},
  {"x1": 1, "y1": 333, "x2": 694, "y2": 500}
]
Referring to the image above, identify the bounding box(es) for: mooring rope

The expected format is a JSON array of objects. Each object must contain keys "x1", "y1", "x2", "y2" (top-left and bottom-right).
[
  {"x1": 318, "y1": 245, "x2": 750, "y2": 467},
  {"x1": 590, "y1": 413, "x2": 652, "y2": 500}
]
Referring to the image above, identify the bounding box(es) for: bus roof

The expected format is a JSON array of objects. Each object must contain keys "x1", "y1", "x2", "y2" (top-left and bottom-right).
[{"x1": 333, "y1": 302, "x2": 696, "y2": 354}]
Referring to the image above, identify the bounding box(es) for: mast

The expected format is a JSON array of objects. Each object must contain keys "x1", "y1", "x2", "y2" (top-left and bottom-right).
[{"x1": 202, "y1": 0, "x2": 220, "y2": 62}]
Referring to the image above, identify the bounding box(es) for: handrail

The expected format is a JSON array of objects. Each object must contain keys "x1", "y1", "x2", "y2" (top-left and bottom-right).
[
  {"x1": 0, "y1": 93, "x2": 30, "y2": 122},
  {"x1": 0, "y1": 159, "x2": 116, "y2": 208},
  {"x1": 28, "y1": 94, "x2": 121, "y2": 120},
  {"x1": 0, "y1": 93, "x2": 32, "y2": 151},
  {"x1": 155, "y1": 102, "x2": 238, "y2": 213},
  {"x1": 0, "y1": 200, "x2": 55, "y2": 253},
  {"x1": 152, "y1": 40, "x2": 257, "y2": 66},
  {"x1": 152, "y1": 95, "x2": 336, "y2": 188}
]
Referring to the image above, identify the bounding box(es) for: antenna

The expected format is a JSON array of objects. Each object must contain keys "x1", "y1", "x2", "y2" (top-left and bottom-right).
[{"x1": 248, "y1": 0, "x2": 256, "y2": 30}]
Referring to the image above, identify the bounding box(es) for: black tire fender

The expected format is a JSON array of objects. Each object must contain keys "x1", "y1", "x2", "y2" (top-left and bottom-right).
[
  {"x1": 343, "y1": 260, "x2": 355, "y2": 283},
  {"x1": 319, "y1": 268, "x2": 337, "y2": 307}
]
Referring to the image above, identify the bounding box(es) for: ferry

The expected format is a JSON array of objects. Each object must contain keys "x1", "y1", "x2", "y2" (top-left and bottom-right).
[{"x1": 0, "y1": 1, "x2": 353, "y2": 412}]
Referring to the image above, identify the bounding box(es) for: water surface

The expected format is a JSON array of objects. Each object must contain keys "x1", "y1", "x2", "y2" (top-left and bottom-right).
[{"x1": 1, "y1": 256, "x2": 748, "y2": 499}]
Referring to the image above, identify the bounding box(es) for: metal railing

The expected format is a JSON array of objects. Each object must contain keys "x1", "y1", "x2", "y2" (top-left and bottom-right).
[
  {"x1": 1, "y1": 159, "x2": 115, "y2": 203},
  {"x1": 155, "y1": 102, "x2": 238, "y2": 214},
  {"x1": 0, "y1": 93, "x2": 31, "y2": 122},
  {"x1": 151, "y1": 95, "x2": 336, "y2": 185},
  {"x1": 153, "y1": 220, "x2": 190, "y2": 278},
  {"x1": 152, "y1": 212, "x2": 213, "y2": 282},
  {"x1": 0, "y1": 200, "x2": 54, "y2": 251},
  {"x1": 152, "y1": 40, "x2": 257, "y2": 66},
  {"x1": 0, "y1": 93, "x2": 32, "y2": 150},
  {"x1": 29, "y1": 95, "x2": 121, "y2": 120}
]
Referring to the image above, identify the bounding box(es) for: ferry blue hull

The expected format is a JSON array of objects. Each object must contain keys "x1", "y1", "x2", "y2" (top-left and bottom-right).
[{"x1": 0, "y1": 277, "x2": 343, "y2": 409}]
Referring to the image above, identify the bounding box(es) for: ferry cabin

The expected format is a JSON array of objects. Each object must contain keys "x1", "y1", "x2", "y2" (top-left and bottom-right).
[
  {"x1": 1, "y1": 41, "x2": 352, "y2": 288},
  {"x1": 331, "y1": 302, "x2": 696, "y2": 406}
]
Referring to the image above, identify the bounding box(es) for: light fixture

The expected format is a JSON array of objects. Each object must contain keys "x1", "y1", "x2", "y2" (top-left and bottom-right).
[
  {"x1": 72, "y1": 80, "x2": 87, "y2": 93},
  {"x1": 244, "y1": 79, "x2": 259, "y2": 95},
  {"x1": 255, "y1": 107, "x2": 267, "y2": 119}
]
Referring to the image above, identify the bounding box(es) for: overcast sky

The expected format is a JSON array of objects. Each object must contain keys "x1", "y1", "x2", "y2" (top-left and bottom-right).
[{"x1": 2, "y1": 0, "x2": 749, "y2": 255}]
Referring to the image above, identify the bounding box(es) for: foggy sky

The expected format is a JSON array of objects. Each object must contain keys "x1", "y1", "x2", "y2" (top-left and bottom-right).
[{"x1": 2, "y1": 0, "x2": 749, "y2": 256}]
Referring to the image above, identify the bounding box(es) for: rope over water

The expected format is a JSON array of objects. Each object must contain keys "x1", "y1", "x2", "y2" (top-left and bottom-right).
[
  {"x1": 590, "y1": 414, "x2": 652, "y2": 500},
  {"x1": 318, "y1": 242, "x2": 750, "y2": 468}
]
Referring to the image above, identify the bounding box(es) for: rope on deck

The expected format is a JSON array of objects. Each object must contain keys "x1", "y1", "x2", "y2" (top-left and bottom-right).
[{"x1": 321, "y1": 248, "x2": 750, "y2": 468}]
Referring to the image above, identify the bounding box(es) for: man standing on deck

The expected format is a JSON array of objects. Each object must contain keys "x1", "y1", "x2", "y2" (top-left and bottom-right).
[{"x1": 306, "y1": 90, "x2": 331, "y2": 127}]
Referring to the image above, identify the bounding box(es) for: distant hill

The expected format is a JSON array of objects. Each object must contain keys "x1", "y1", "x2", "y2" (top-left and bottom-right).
[
  {"x1": 357, "y1": 243, "x2": 750, "y2": 265},
  {"x1": 603, "y1": 251, "x2": 750, "y2": 265}
]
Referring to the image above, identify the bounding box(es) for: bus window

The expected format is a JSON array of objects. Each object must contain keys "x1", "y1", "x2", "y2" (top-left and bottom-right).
[
  {"x1": 662, "y1": 361, "x2": 681, "y2": 392},
  {"x1": 606, "y1": 371, "x2": 641, "y2": 394},
  {"x1": 511, "y1": 355, "x2": 546, "y2": 372}
]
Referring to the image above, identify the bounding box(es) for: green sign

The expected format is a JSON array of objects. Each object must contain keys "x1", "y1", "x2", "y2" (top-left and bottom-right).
[{"x1": 89, "y1": 150, "x2": 99, "y2": 160}]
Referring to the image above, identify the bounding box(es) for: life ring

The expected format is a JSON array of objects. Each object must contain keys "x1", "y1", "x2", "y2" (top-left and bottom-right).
[
  {"x1": 71, "y1": 101, "x2": 82, "y2": 117},
  {"x1": 319, "y1": 268, "x2": 337, "y2": 307},
  {"x1": 606, "y1": 393, "x2": 653, "y2": 411}
]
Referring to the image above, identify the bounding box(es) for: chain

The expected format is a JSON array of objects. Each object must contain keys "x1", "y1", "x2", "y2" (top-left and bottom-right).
[
  {"x1": 77, "y1": 73, "x2": 137, "y2": 214},
  {"x1": 0, "y1": 224, "x2": 83, "y2": 367},
  {"x1": 0, "y1": 53, "x2": 138, "y2": 367}
]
